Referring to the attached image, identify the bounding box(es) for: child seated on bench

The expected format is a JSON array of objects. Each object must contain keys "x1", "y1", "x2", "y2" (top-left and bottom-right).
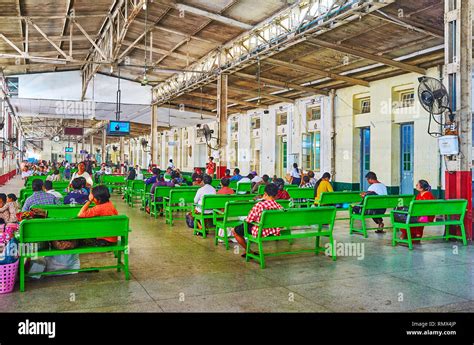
[
  {"x1": 233, "y1": 183, "x2": 283, "y2": 258},
  {"x1": 0, "y1": 193, "x2": 18, "y2": 224},
  {"x1": 78, "y1": 185, "x2": 119, "y2": 246}
]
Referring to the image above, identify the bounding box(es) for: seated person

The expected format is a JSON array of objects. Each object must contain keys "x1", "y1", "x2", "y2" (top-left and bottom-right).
[
  {"x1": 239, "y1": 173, "x2": 253, "y2": 183},
  {"x1": 314, "y1": 172, "x2": 333, "y2": 204},
  {"x1": 252, "y1": 174, "x2": 269, "y2": 194},
  {"x1": 163, "y1": 168, "x2": 173, "y2": 182},
  {"x1": 22, "y1": 179, "x2": 61, "y2": 211},
  {"x1": 229, "y1": 168, "x2": 242, "y2": 182},
  {"x1": 0, "y1": 193, "x2": 18, "y2": 224},
  {"x1": 233, "y1": 183, "x2": 283, "y2": 257},
  {"x1": 357, "y1": 171, "x2": 387, "y2": 233},
  {"x1": 46, "y1": 169, "x2": 61, "y2": 182},
  {"x1": 64, "y1": 177, "x2": 89, "y2": 205},
  {"x1": 127, "y1": 167, "x2": 136, "y2": 180},
  {"x1": 191, "y1": 168, "x2": 203, "y2": 182},
  {"x1": 78, "y1": 185, "x2": 119, "y2": 246},
  {"x1": 217, "y1": 178, "x2": 235, "y2": 195},
  {"x1": 274, "y1": 178, "x2": 290, "y2": 200},
  {"x1": 145, "y1": 167, "x2": 161, "y2": 185},
  {"x1": 193, "y1": 176, "x2": 204, "y2": 186},
  {"x1": 191, "y1": 175, "x2": 216, "y2": 231},
  {"x1": 251, "y1": 171, "x2": 263, "y2": 184},
  {"x1": 223, "y1": 169, "x2": 232, "y2": 179},
  {"x1": 300, "y1": 175, "x2": 316, "y2": 189},
  {"x1": 44, "y1": 180, "x2": 63, "y2": 199}
]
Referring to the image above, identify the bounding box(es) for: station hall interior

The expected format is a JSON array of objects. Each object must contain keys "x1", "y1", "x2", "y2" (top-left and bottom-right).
[{"x1": 0, "y1": 0, "x2": 474, "y2": 313}]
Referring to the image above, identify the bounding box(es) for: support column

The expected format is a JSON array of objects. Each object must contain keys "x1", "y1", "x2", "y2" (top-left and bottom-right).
[
  {"x1": 444, "y1": 0, "x2": 472, "y2": 239},
  {"x1": 75, "y1": 140, "x2": 79, "y2": 163},
  {"x1": 151, "y1": 105, "x2": 159, "y2": 165},
  {"x1": 89, "y1": 135, "x2": 94, "y2": 156},
  {"x1": 120, "y1": 137, "x2": 125, "y2": 164},
  {"x1": 102, "y1": 128, "x2": 107, "y2": 164},
  {"x1": 217, "y1": 74, "x2": 228, "y2": 178}
]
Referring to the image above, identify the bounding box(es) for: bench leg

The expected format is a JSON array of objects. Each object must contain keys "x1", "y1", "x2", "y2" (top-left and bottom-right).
[
  {"x1": 406, "y1": 228, "x2": 413, "y2": 250},
  {"x1": 329, "y1": 235, "x2": 336, "y2": 261},
  {"x1": 362, "y1": 219, "x2": 368, "y2": 238},
  {"x1": 315, "y1": 235, "x2": 321, "y2": 255},
  {"x1": 349, "y1": 216, "x2": 354, "y2": 235},
  {"x1": 460, "y1": 223, "x2": 467, "y2": 246},
  {"x1": 245, "y1": 240, "x2": 251, "y2": 263},
  {"x1": 224, "y1": 227, "x2": 230, "y2": 250},
  {"x1": 392, "y1": 227, "x2": 397, "y2": 246},
  {"x1": 116, "y1": 250, "x2": 122, "y2": 272},
  {"x1": 123, "y1": 243, "x2": 130, "y2": 280},
  {"x1": 258, "y1": 242, "x2": 265, "y2": 269},
  {"x1": 19, "y1": 256, "x2": 25, "y2": 292}
]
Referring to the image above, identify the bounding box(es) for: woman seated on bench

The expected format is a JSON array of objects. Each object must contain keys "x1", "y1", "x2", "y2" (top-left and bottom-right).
[
  {"x1": 78, "y1": 185, "x2": 119, "y2": 246},
  {"x1": 233, "y1": 183, "x2": 283, "y2": 258},
  {"x1": 314, "y1": 172, "x2": 333, "y2": 205},
  {"x1": 399, "y1": 179, "x2": 435, "y2": 242}
]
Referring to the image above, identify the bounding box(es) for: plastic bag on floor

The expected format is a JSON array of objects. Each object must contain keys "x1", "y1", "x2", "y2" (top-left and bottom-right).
[
  {"x1": 217, "y1": 227, "x2": 238, "y2": 243},
  {"x1": 45, "y1": 255, "x2": 80, "y2": 275}
]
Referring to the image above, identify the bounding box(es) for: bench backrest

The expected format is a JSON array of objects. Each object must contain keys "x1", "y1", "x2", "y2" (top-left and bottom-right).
[
  {"x1": 202, "y1": 194, "x2": 256, "y2": 210},
  {"x1": 132, "y1": 180, "x2": 145, "y2": 190},
  {"x1": 236, "y1": 182, "x2": 252, "y2": 193},
  {"x1": 102, "y1": 175, "x2": 126, "y2": 183},
  {"x1": 363, "y1": 194, "x2": 414, "y2": 209},
  {"x1": 259, "y1": 207, "x2": 336, "y2": 229},
  {"x1": 154, "y1": 186, "x2": 173, "y2": 198},
  {"x1": 211, "y1": 179, "x2": 221, "y2": 188},
  {"x1": 33, "y1": 204, "x2": 88, "y2": 218},
  {"x1": 19, "y1": 215, "x2": 129, "y2": 243},
  {"x1": 229, "y1": 181, "x2": 238, "y2": 190},
  {"x1": 319, "y1": 191, "x2": 362, "y2": 205},
  {"x1": 283, "y1": 185, "x2": 299, "y2": 191},
  {"x1": 287, "y1": 188, "x2": 315, "y2": 200},
  {"x1": 408, "y1": 199, "x2": 468, "y2": 217},
  {"x1": 169, "y1": 189, "x2": 197, "y2": 204},
  {"x1": 224, "y1": 201, "x2": 257, "y2": 218}
]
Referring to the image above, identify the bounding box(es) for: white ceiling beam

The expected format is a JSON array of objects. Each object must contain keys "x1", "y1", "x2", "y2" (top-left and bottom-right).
[{"x1": 174, "y1": 3, "x2": 252, "y2": 30}]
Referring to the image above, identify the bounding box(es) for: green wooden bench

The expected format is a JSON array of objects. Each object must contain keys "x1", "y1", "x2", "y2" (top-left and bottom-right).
[
  {"x1": 244, "y1": 207, "x2": 337, "y2": 268},
  {"x1": 236, "y1": 182, "x2": 252, "y2": 194},
  {"x1": 213, "y1": 199, "x2": 292, "y2": 249},
  {"x1": 123, "y1": 180, "x2": 134, "y2": 204},
  {"x1": 391, "y1": 199, "x2": 468, "y2": 249},
  {"x1": 164, "y1": 189, "x2": 197, "y2": 225},
  {"x1": 287, "y1": 188, "x2": 315, "y2": 207},
  {"x1": 127, "y1": 180, "x2": 145, "y2": 207},
  {"x1": 193, "y1": 194, "x2": 256, "y2": 238},
  {"x1": 140, "y1": 183, "x2": 153, "y2": 210},
  {"x1": 150, "y1": 186, "x2": 173, "y2": 218},
  {"x1": 102, "y1": 175, "x2": 126, "y2": 193},
  {"x1": 229, "y1": 180, "x2": 238, "y2": 190},
  {"x1": 18, "y1": 215, "x2": 130, "y2": 292},
  {"x1": 214, "y1": 201, "x2": 257, "y2": 249},
  {"x1": 318, "y1": 191, "x2": 363, "y2": 220},
  {"x1": 349, "y1": 194, "x2": 415, "y2": 237}
]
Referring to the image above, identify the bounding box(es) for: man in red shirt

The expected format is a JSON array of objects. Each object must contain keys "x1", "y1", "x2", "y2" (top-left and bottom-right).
[
  {"x1": 205, "y1": 156, "x2": 216, "y2": 177},
  {"x1": 233, "y1": 183, "x2": 282, "y2": 257},
  {"x1": 217, "y1": 178, "x2": 235, "y2": 195},
  {"x1": 78, "y1": 185, "x2": 119, "y2": 246}
]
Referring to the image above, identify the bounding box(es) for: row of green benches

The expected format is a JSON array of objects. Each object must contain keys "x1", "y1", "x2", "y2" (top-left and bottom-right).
[{"x1": 16, "y1": 195, "x2": 467, "y2": 291}]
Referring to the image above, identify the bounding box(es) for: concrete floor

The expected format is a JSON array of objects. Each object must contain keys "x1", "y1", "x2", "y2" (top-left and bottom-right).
[{"x1": 1, "y1": 176, "x2": 473, "y2": 312}]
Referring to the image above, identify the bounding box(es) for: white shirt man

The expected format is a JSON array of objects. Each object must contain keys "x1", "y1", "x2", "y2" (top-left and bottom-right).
[
  {"x1": 194, "y1": 183, "x2": 216, "y2": 214},
  {"x1": 368, "y1": 182, "x2": 387, "y2": 195},
  {"x1": 251, "y1": 175, "x2": 263, "y2": 184}
]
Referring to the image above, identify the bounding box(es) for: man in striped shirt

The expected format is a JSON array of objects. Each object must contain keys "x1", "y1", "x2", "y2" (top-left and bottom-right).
[
  {"x1": 233, "y1": 183, "x2": 282, "y2": 257},
  {"x1": 22, "y1": 179, "x2": 60, "y2": 211}
]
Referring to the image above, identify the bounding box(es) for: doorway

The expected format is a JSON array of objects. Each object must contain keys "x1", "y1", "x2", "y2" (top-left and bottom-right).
[{"x1": 400, "y1": 123, "x2": 414, "y2": 194}]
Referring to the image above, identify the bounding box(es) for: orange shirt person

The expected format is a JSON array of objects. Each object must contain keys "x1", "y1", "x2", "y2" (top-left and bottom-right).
[
  {"x1": 78, "y1": 185, "x2": 119, "y2": 245},
  {"x1": 206, "y1": 156, "x2": 216, "y2": 176}
]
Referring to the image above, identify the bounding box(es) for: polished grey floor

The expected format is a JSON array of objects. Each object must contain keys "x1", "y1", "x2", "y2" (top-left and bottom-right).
[{"x1": 1, "y1": 176, "x2": 473, "y2": 312}]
